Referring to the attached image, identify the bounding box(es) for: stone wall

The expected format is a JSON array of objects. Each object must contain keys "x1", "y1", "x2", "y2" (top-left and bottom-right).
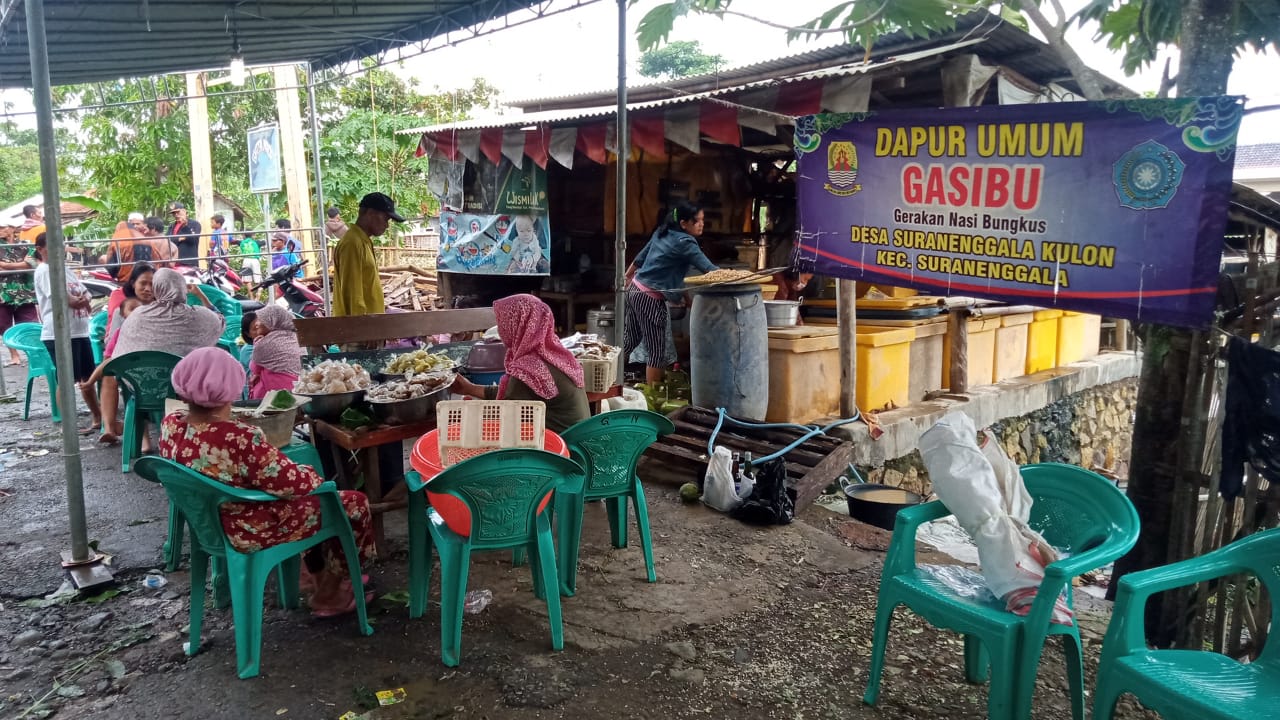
[{"x1": 858, "y1": 378, "x2": 1138, "y2": 496}]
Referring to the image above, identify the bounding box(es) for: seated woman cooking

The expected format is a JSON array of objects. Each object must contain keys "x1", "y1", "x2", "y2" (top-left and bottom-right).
[
  {"x1": 161, "y1": 348, "x2": 377, "y2": 616},
  {"x1": 449, "y1": 294, "x2": 590, "y2": 433},
  {"x1": 248, "y1": 305, "x2": 302, "y2": 399}
]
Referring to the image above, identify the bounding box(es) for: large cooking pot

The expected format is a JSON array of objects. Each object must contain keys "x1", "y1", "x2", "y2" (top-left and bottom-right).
[
  {"x1": 764, "y1": 299, "x2": 801, "y2": 327},
  {"x1": 839, "y1": 476, "x2": 923, "y2": 530},
  {"x1": 465, "y1": 339, "x2": 506, "y2": 372}
]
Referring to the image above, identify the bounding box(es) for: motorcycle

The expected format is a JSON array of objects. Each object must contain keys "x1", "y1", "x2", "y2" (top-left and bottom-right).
[
  {"x1": 253, "y1": 260, "x2": 325, "y2": 318},
  {"x1": 176, "y1": 258, "x2": 242, "y2": 298}
]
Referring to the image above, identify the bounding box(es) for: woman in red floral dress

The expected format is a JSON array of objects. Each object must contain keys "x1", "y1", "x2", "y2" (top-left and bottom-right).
[{"x1": 160, "y1": 347, "x2": 376, "y2": 616}]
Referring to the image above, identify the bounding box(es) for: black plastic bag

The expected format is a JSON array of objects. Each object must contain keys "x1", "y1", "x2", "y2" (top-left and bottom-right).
[{"x1": 730, "y1": 457, "x2": 796, "y2": 525}]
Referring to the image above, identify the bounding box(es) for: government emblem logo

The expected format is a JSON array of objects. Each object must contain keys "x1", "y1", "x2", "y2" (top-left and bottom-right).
[
  {"x1": 824, "y1": 141, "x2": 861, "y2": 197},
  {"x1": 1113, "y1": 139, "x2": 1185, "y2": 210}
]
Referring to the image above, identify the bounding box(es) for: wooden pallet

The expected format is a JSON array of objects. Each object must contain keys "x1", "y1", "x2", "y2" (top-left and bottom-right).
[{"x1": 642, "y1": 405, "x2": 855, "y2": 511}]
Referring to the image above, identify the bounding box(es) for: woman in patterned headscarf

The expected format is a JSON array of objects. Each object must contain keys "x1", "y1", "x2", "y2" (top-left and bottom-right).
[
  {"x1": 248, "y1": 305, "x2": 302, "y2": 399},
  {"x1": 450, "y1": 293, "x2": 589, "y2": 432}
]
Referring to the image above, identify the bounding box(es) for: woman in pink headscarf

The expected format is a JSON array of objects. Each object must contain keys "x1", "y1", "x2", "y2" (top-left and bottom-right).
[
  {"x1": 450, "y1": 293, "x2": 590, "y2": 432},
  {"x1": 248, "y1": 305, "x2": 302, "y2": 399},
  {"x1": 161, "y1": 348, "x2": 376, "y2": 617}
]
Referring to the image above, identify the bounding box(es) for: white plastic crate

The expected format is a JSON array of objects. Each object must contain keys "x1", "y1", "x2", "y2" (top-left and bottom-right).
[
  {"x1": 579, "y1": 350, "x2": 620, "y2": 393},
  {"x1": 436, "y1": 399, "x2": 546, "y2": 466}
]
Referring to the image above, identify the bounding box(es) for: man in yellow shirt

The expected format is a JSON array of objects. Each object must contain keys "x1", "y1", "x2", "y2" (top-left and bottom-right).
[{"x1": 332, "y1": 192, "x2": 403, "y2": 316}]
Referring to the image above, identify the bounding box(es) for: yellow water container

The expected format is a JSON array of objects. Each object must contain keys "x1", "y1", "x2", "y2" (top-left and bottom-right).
[
  {"x1": 856, "y1": 326, "x2": 914, "y2": 411},
  {"x1": 1081, "y1": 314, "x2": 1102, "y2": 359},
  {"x1": 1026, "y1": 309, "x2": 1063, "y2": 374},
  {"x1": 766, "y1": 326, "x2": 840, "y2": 423},
  {"x1": 1057, "y1": 311, "x2": 1088, "y2": 365},
  {"x1": 861, "y1": 318, "x2": 946, "y2": 402},
  {"x1": 943, "y1": 316, "x2": 1000, "y2": 389},
  {"x1": 994, "y1": 312, "x2": 1034, "y2": 382}
]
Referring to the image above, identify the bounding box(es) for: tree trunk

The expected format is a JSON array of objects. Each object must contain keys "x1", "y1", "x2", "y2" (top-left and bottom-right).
[
  {"x1": 1019, "y1": 2, "x2": 1107, "y2": 100},
  {"x1": 1111, "y1": 0, "x2": 1238, "y2": 646}
]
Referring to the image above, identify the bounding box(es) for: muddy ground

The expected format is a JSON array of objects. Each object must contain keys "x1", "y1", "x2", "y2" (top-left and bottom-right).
[{"x1": 0, "y1": 364, "x2": 1158, "y2": 719}]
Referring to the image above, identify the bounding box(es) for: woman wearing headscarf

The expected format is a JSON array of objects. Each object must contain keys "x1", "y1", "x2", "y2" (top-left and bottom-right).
[
  {"x1": 87, "y1": 263, "x2": 156, "y2": 444},
  {"x1": 161, "y1": 348, "x2": 376, "y2": 616},
  {"x1": 112, "y1": 268, "x2": 225, "y2": 358},
  {"x1": 248, "y1": 305, "x2": 302, "y2": 400},
  {"x1": 450, "y1": 294, "x2": 590, "y2": 433}
]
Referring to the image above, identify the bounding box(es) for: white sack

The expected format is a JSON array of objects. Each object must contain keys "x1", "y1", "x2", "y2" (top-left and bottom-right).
[{"x1": 919, "y1": 412, "x2": 1071, "y2": 624}]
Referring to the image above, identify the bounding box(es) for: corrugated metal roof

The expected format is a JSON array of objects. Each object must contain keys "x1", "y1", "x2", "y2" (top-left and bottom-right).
[
  {"x1": 0, "y1": 0, "x2": 548, "y2": 88},
  {"x1": 1236, "y1": 143, "x2": 1280, "y2": 171},
  {"x1": 399, "y1": 40, "x2": 984, "y2": 136},
  {"x1": 508, "y1": 11, "x2": 1129, "y2": 112}
]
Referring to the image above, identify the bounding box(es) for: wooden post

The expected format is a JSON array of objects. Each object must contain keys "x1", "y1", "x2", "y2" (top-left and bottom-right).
[
  {"x1": 948, "y1": 309, "x2": 969, "y2": 394},
  {"x1": 838, "y1": 279, "x2": 858, "y2": 417},
  {"x1": 273, "y1": 65, "x2": 312, "y2": 253},
  {"x1": 185, "y1": 72, "x2": 215, "y2": 264}
]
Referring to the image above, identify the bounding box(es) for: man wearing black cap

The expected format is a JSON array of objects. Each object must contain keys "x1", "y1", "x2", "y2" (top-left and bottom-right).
[
  {"x1": 166, "y1": 202, "x2": 203, "y2": 267},
  {"x1": 332, "y1": 191, "x2": 404, "y2": 317}
]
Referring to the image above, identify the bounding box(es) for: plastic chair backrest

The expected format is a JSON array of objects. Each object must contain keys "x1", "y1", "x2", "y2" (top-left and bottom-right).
[
  {"x1": 103, "y1": 351, "x2": 182, "y2": 412},
  {"x1": 427, "y1": 448, "x2": 584, "y2": 549},
  {"x1": 3, "y1": 322, "x2": 53, "y2": 370},
  {"x1": 89, "y1": 309, "x2": 109, "y2": 343},
  {"x1": 1021, "y1": 463, "x2": 1140, "y2": 555},
  {"x1": 134, "y1": 456, "x2": 277, "y2": 558},
  {"x1": 559, "y1": 410, "x2": 675, "y2": 496},
  {"x1": 187, "y1": 285, "x2": 242, "y2": 346}
]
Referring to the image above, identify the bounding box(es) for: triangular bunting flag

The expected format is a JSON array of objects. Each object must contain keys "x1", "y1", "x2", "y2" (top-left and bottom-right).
[
  {"x1": 664, "y1": 105, "x2": 701, "y2": 153},
  {"x1": 457, "y1": 130, "x2": 481, "y2": 164},
  {"x1": 549, "y1": 126, "x2": 577, "y2": 169},
  {"x1": 776, "y1": 80, "x2": 823, "y2": 116},
  {"x1": 480, "y1": 128, "x2": 504, "y2": 165},
  {"x1": 524, "y1": 128, "x2": 550, "y2": 169},
  {"x1": 631, "y1": 115, "x2": 666, "y2": 157},
  {"x1": 577, "y1": 124, "x2": 607, "y2": 164},
  {"x1": 821, "y1": 74, "x2": 872, "y2": 113},
  {"x1": 700, "y1": 101, "x2": 740, "y2": 146},
  {"x1": 501, "y1": 128, "x2": 525, "y2": 168}
]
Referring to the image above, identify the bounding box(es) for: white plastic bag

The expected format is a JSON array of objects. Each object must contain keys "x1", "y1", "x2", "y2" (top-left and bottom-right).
[
  {"x1": 702, "y1": 446, "x2": 743, "y2": 512},
  {"x1": 919, "y1": 412, "x2": 1071, "y2": 625}
]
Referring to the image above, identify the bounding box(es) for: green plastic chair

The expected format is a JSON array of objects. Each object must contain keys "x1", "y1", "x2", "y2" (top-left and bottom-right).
[
  {"x1": 187, "y1": 284, "x2": 242, "y2": 350},
  {"x1": 2, "y1": 322, "x2": 60, "y2": 422},
  {"x1": 134, "y1": 456, "x2": 372, "y2": 679},
  {"x1": 1094, "y1": 527, "x2": 1280, "y2": 720},
  {"x1": 103, "y1": 350, "x2": 182, "y2": 473},
  {"x1": 556, "y1": 410, "x2": 675, "y2": 596},
  {"x1": 145, "y1": 438, "x2": 326, "y2": 573},
  {"x1": 88, "y1": 309, "x2": 108, "y2": 366},
  {"x1": 864, "y1": 463, "x2": 1139, "y2": 720},
  {"x1": 405, "y1": 449, "x2": 586, "y2": 667}
]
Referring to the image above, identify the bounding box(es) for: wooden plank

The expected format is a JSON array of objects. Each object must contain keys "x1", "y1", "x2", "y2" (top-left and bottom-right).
[
  {"x1": 295, "y1": 307, "x2": 496, "y2": 347},
  {"x1": 661, "y1": 431, "x2": 815, "y2": 473},
  {"x1": 794, "y1": 441, "x2": 853, "y2": 511},
  {"x1": 677, "y1": 406, "x2": 845, "y2": 451},
  {"x1": 668, "y1": 420, "x2": 825, "y2": 467},
  {"x1": 838, "y1": 279, "x2": 857, "y2": 417}
]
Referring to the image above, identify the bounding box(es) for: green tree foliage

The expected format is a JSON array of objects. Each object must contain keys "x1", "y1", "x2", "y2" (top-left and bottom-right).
[
  {"x1": 309, "y1": 62, "x2": 499, "y2": 227},
  {"x1": 0, "y1": 120, "x2": 43, "y2": 208},
  {"x1": 1080, "y1": 0, "x2": 1279, "y2": 75},
  {"x1": 639, "y1": 40, "x2": 726, "y2": 79},
  {"x1": 43, "y1": 65, "x2": 497, "y2": 240}
]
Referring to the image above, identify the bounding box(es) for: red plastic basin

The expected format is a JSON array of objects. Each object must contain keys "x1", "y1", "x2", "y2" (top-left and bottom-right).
[{"x1": 410, "y1": 429, "x2": 567, "y2": 536}]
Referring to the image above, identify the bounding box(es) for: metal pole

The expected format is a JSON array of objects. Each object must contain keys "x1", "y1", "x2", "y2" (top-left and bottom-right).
[
  {"x1": 613, "y1": 0, "x2": 628, "y2": 383},
  {"x1": 306, "y1": 63, "x2": 332, "y2": 315},
  {"x1": 26, "y1": 0, "x2": 90, "y2": 562}
]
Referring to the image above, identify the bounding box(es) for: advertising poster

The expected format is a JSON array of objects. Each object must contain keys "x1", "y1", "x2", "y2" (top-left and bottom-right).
[
  {"x1": 794, "y1": 98, "x2": 1241, "y2": 327},
  {"x1": 248, "y1": 123, "x2": 282, "y2": 194},
  {"x1": 437, "y1": 159, "x2": 551, "y2": 275}
]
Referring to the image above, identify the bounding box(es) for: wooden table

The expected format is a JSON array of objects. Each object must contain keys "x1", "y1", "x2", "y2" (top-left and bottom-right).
[
  {"x1": 538, "y1": 291, "x2": 614, "y2": 332},
  {"x1": 311, "y1": 418, "x2": 436, "y2": 553}
]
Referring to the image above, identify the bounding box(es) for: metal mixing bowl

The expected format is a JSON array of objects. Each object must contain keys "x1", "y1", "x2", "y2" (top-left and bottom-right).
[
  {"x1": 367, "y1": 385, "x2": 448, "y2": 426},
  {"x1": 302, "y1": 389, "x2": 365, "y2": 421}
]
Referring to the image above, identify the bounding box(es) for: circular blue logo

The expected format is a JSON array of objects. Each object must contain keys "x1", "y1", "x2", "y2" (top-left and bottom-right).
[{"x1": 1113, "y1": 140, "x2": 1185, "y2": 210}]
